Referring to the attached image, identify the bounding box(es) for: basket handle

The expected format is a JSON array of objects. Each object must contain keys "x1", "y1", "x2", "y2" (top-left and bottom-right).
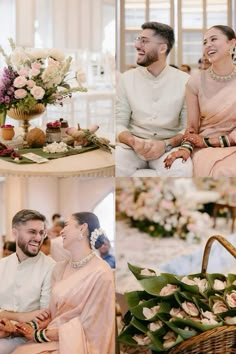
[{"x1": 201, "y1": 235, "x2": 236, "y2": 274}]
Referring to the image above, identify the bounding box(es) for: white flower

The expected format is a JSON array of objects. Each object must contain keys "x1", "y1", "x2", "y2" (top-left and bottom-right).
[
  {"x1": 90, "y1": 228, "x2": 106, "y2": 250},
  {"x1": 43, "y1": 142, "x2": 68, "y2": 153},
  {"x1": 160, "y1": 284, "x2": 178, "y2": 296},
  {"x1": 140, "y1": 268, "x2": 156, "y2": 276},
  {"x1": 143, "y1": 305, "x2": 160, "y2": 319},
  {"x1": 133, "y1": 334, "x2": 151, "y2": 345},
  {"x1": 213, "y1": 279, "x2": 226, "y2": 290},
  {"x1": 224, "y1": 316, "x2": 236, "y2": 324},
  {"x1": 48, "y1": 48, "x2": 65, "y2": 62},
  {"x1": 148, "y1": 321, "x2": 163, "y2": 331},
  {"x1": 182, "y1": 301, "x2": 199, "y2": 317}
]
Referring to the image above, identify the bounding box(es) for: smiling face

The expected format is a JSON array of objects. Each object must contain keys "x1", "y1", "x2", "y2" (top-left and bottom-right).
[
  {"x1": 13, "y1": 220, "x2": 46, "y2": 259},
  {"x1": 203, "y1": 27, "x2": 235, "y2": 64},
  {"x1": 61, "y1": 216, "x2": 84, "y2": 250},
  {"x1": 135, "y1": 29, "x2": 167, "y2": 67}
]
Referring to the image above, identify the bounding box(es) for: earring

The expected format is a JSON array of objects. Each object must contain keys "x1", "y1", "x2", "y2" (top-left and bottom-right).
[{"x1": 78, "y1": 232, "x2": 83, "y2": 240}]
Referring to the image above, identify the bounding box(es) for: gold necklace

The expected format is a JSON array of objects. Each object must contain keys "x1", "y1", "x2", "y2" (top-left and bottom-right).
[
  {"x1": 209, "y1": 66, "x2": 236, "y2": 81},
  {"x1": 71, "y1": 251, "x2": 96, "y2": 268}
]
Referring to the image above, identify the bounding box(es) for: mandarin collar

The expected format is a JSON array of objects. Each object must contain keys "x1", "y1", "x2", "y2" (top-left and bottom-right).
[
  {"x1": 15, "y1": 251, "x2": 41, "y2": 265},
  {"x1": 140, "y1": 64, "x2": 169, "y2": 80}
]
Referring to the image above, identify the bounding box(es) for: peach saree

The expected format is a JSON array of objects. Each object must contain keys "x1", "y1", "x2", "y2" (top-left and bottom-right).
[
  {"x1": 187, "y1": 69, "x2": 236, "y2": 177},
  {"x1": 13, "y1": 256, "x2": 115, "y2": 354}
]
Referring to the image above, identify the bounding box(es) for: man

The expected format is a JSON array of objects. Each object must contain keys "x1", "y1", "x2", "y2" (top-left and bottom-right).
[
  {"x1": 116, "y1": 21, "x2": 192, "y2": 176},
  {"x1": 98, "y1": 236, "x2": 115, "y2": 269},
  {"x1": 0, "y1": 209, "x2": 55, "y2": 354}
]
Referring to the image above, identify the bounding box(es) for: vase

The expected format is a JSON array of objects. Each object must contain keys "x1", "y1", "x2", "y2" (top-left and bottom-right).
[
  {"x1": 7, "y1": 104, "x2": 46, "y2": 141},
  {"x1": 1, "y1": 127, "x2": 15, "y2": 140}
]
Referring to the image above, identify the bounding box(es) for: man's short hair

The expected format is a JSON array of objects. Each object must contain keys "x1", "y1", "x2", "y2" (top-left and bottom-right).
[
  {"x1": 141, "y1": 21, "x2": 175, "y2": 55},
  {"x1": 12, "y1": 209, "x2": 46, "y2": 228}
]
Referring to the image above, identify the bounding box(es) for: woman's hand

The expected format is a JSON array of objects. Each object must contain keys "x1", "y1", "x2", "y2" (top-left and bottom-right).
[
  {"x1": 164, "y1": 149, "x2": 191, "y2": 169},
  {"x1": 15, "y1": 322, "x2": 34, "y2": 340},
  {"x1": 183, "y1": 133, "x2": 205, "y2": 148}
]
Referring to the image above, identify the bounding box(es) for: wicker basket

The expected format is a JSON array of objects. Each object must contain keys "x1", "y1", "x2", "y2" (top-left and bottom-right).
[
  {"x1": 7, "y1": 103, "x2": 45, "y2": 121},
  {"x1": 168, "y1": 235, "x2": 236, "y2": 354}
]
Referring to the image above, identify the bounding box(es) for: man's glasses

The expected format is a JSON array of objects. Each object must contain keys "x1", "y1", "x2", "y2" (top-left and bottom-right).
[{"x1": 134, "y1": 37, "x2": 165, "y2": 47}]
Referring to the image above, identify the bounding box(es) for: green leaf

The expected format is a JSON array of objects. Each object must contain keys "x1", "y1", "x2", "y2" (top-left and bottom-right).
[
  {"x1": 128, "y1": 263, "x2": 157, "y2": 280},
  {"x1": 130, "y1": 299, "x2": 171, "y2": 321},
  {"x1": 125, "y1": 290, "x2": 153, "y2": 308}
]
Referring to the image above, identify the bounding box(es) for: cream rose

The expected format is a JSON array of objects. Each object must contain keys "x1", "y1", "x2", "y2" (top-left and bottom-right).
[
  {"x1": 163, "y1": 331, "x2": 176, "y2": 349},
  {"x1": 170, "y1": 307, "x2": 186, "y2": 318},
  {"x1": 224, "y1": 316, "x2": 236, "y2": 325},
  {"x1": 30, "y1": 85, "x2": 45, "y2": 100},
  {"x1": 182, "y1": 301, "x2": 199, "y2": 317},
  {"x1": 181, "y1": 276, "x2": 196, "y2": 286},
  {"x1": 226, "y1": 291, "x2": 236, "y2": 308},
  {"x1": 48, "y1": 48, "x2": 65, "y2": 62},
  {"x1": 140, "y1": 268, "x2": 156, "y2": 276},
  {"x1": 143, "y1": 305, "x2": 160, "y2": 319},
  {"x1": 133, "y1": 334, "x2": 151, "y2": 345},
  {"x1": 148, "y1": 321, "x2": 163, "y2": 332},
  {"x1": 213, "y1": 279, "x2": 226, "y2": 290},
  {"x1": 212, "y1": 300, "x2": 228, "y2": 314},
  {"x1": 160, "y1": 284, "x2": 178, "y2": 296}
]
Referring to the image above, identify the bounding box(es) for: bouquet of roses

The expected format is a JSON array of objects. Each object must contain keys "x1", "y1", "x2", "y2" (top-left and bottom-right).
[
  {"x1": 0, "y1": 39, "x2": 87, "y2": 114},
  {"x1": 116, "y1": 178, "x2": 212, "y2": 242},
  {"x1": 119, "y1": 263, "x2": 236, "y2": 352}
]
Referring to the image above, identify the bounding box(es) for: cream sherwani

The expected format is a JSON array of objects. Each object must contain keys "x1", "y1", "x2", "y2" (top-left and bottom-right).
[
  {"x1": 116, "y1": 65, "x2": 193, "y2": 176},
  {"x1": 0, "y1": 252, "x2": 55, "y2": 354}
]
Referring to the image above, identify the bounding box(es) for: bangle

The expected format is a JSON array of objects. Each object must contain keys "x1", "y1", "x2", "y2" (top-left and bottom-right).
[
  {"x1": 33, "y1": 329, "x2": 51, "y2": 343},
  {"x1": 181, "y1": 141, "x2": 193, "y2": 153},
  {"x1": 203, "y1": 137, "x2": 213, "y2": 147},
  {"x1": 219, "y1": 136, "x2": 225, "y2": 147},
  {"x1": 221, "y1": 135, "x2": 230, "y2": 147},
  {"x1": 180, "y1": 146, "x2": 192, "y2": 154},
  {"x1": 27, "y1": 320, "x2": 39, "y2": 330}
]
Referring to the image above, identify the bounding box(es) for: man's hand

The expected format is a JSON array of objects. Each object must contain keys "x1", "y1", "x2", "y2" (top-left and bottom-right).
[
  {"x1": 0, "y1": 318, "x2": 17, "y2": 337},
  {"x1": 128, "y1": 136, "x2": 165, "y2": 161}
]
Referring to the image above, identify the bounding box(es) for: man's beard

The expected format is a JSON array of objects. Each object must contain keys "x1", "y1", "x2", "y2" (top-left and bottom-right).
[
  {"x1": 137, "y1": 51, "x2": 159, "y2": 67},
  {"x1": 18, "y1": 239, "x2": 40, "y2": 257}
]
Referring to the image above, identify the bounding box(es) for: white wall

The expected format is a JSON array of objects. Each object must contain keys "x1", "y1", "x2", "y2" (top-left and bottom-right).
[{"x1": 2, "y1": 176, "x2": 115, "y2": 240}]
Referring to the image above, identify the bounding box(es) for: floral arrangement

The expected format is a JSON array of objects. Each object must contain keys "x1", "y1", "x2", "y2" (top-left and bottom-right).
[
  {"x1": 0, "y1": 39, "x2": 87, "y2": 114},
  {"x1": 116, "y1": 178, "x2": 212, "y2": 242},
  {"x1": 119, "y1": 263, "x2": 236, "y2": 352}
]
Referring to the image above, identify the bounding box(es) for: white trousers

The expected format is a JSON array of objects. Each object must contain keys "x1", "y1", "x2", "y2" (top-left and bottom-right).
[
  {"x1": 116, "y1": 145, "x2": 193, "y2": 177},
  {"x1": 0, "y1": 337, "x2": 28, "y2": 354}
]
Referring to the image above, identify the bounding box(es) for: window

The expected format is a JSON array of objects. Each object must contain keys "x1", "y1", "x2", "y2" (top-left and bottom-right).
[{"x1": 93, "y1": 192, "x2": 115, "y2": 248}]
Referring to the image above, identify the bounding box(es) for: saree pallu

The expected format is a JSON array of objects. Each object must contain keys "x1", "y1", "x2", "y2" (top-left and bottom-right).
[
  {"x1": 12, "y1": 257, "x2": 115, "y2": 354},
  {"x1": 188, "y1": 69, "x2": 236, "y2": 177}
]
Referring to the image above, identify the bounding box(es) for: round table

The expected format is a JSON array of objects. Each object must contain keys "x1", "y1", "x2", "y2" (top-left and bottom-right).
[{"x1": 0, "y1": 149, "x2": 115, "y2": 177}]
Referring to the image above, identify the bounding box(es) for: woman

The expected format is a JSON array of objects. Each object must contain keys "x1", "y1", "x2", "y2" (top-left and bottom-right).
[
  {"x1": 164, "y1": 25, "x2": 236, "y2": 177},
  {"x1": 4, "y1": 212, "x2": 115, "y2": 354}
]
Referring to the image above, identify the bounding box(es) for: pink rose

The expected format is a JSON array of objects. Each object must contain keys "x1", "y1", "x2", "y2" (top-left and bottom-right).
[
  {"x1": 213, "y1": 279, "x2": 226, "y2": 290},
  {"x1": 148, "y1": 321, "x2": 163, "y2": 332},
  {"x1": 30, "y1": 86, "x2": 45, "y2": 99},
  {"x1": 17, "y1": 69, "x2": 29, "y2": 76},
  {"x1": 27, "y1": 80, "x2": 35, "y2": 88},
  {"x1": 31, "y1": 62, "x2": 41, "y2": 70},
  {"x1": 226, "y1": 291, "x2": 236, "y2": 308},
  {"x1": 13, "y1": 76, "x2": 27, "y2": 88},
  {"x1": 212, "y1": 300, "x2": 228, "y2": 314},
  {"x1": 160, "y1": 284, "x2": 178, "y2": 296},
  {"x1": 182, "y1": 301, "x2": 199, "y2": 317},
  {"x1": 14, "y1": 89, "x2": 27, "y2": 99},
  {"x1": 30, "y1": 68, "x2": 40, "y2": 77}
]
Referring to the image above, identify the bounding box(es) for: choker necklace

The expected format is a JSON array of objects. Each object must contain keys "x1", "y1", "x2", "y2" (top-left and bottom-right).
[
  {"x1": 71, "y1": 251, "x2": 96, "y2": 269},
  {"x1": 209, "y1": 66, "x2": 236, "y2": 81}
]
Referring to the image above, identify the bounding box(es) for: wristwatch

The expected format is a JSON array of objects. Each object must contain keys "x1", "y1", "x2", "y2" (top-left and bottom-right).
[{"x1": 163, "y1": 139, "x2": 172, "y2": 152}]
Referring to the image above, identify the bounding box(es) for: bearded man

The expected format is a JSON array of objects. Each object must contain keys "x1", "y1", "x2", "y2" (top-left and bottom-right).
[
  {"x1": 0, "y1": 209, "x2": 55, "y2": 354},
  {"x1": 116, "y1": 21, "x2": 192, "y2": 177}
]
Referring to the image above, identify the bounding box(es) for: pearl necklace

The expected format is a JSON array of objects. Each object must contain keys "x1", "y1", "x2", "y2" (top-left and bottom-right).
[
  {"x1": 209, "y1": 66, "x2": 236, "y2": 81},
  {"x1": 71, "y1": 251, "x2": 96, "y2": 268}
]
